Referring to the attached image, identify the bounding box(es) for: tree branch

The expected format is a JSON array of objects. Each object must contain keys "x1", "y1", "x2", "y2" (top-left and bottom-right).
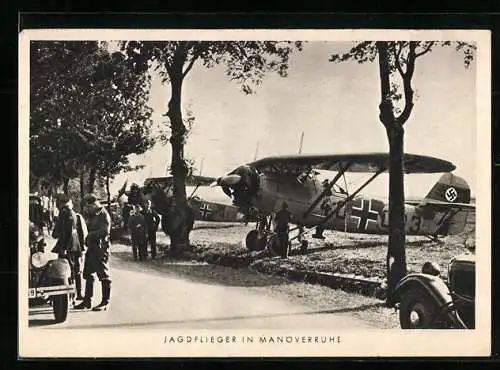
[
  {"x1": 376, "y1": 41, "x2": 395, "y2": 130},
  {"x1": 395, "y1": 42, "x2": 417, "y2": 125},
  {"x1": 393, "y1": 42, "x2": 405, "y2": 77},
  {"x1": 182, "y1": 49, "x2": 199, "y2": 79},
  {"x1": 415, "y1": 41, "x2": 435, "y2": 58}
]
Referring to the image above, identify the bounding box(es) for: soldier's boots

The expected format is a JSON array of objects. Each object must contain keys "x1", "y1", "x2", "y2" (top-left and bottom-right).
[
  {"x1": 74, "y1": 274, "x2": 84, "y2": 301},
  {"x1": 92, "y1": 280, "x2": 111, "y2": 312},
  {"x1": 74, "y1": 279, "x2": 93, "y2": 309}
]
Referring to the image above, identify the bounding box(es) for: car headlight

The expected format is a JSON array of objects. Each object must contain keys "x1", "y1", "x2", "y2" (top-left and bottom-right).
[
  {"x1": 421, "y1": 261, "x2": 441, "y2": 276},
  {"x1": 31, "y1": 252, "x2": 49, "y2": 269}
]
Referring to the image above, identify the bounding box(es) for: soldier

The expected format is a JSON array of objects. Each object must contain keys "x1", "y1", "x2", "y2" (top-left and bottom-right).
[
  {"x1": 75, "y1": 194, "x2": 112, "y2": 312},
  {"x1": 142, "y1": 200, "x2": 161, "y2": 260},
  {"x1": 274, "y1": 201, "x2": 292, "y2": 258},
  {"x1": 128, "y1": 204, "x2": 148, "y2": 261},
  {"x1": 51, "y1": 194, "x2": 88, "y2": 301},
  {"x1": 29, "y1": 195, "x2": 44, "y2": 233},
  {"x1": 122, "y1": 202, "x2": 133, "y2": 233}
]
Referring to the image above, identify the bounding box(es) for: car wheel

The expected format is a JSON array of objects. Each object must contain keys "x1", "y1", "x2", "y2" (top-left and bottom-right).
[
  {"x1": 52, "y1": 294, "x2": 69, "y2": 323},
  {"x1": 399, "y1": 287, "x2": 439, "y2": 329}
]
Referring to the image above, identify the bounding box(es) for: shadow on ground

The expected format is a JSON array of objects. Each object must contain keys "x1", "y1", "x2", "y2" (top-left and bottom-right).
[
  {"x1": 49, "y1": 303, "x2": 385, "y2": 330},
  {"x1": 111, "y1": 251, "x2": 293, "y2": 288}
]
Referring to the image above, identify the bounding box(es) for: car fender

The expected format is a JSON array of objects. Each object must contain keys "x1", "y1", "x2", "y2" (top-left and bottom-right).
[
  {"x1": 40, "y1": 258, "x2": 72, "y2": 285},
  {"x1": 394, "y1": 273, "x2": 453, "y2": 308}
]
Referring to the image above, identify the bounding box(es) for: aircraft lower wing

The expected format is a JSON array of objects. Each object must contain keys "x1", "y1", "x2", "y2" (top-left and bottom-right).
[{"x1": 406, "y1": 200, "x2": 475, "y2": 211}]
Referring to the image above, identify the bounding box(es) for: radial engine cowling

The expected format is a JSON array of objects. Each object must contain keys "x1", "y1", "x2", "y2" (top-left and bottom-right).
[{"x1": 216, "y1": 165, "x2": 259, "y2": 208}]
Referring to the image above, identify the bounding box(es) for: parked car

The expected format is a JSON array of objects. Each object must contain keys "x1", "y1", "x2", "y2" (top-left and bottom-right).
[
  {"x1": 394, "y1": 252, "x2": 475, "y2": 329},
  {"x1": 28, "y1": 222, "x2": 75, "y2": 323}
]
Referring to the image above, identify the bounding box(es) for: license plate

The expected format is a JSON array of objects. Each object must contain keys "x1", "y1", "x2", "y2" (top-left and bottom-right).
[{"x1": 28, "y1": 288, "x2": 36, "y2": 298}]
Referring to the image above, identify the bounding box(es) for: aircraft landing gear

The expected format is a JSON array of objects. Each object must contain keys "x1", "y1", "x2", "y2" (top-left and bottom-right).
[
  {"x1": 245, "y1": 229, "x2": 267, "y2": 251},
  {"x1": 244, "y1": 217, "x2": 271, "y2": 251},
  {"x1": 266, "y1": 234, "x2": 280, "y2": 257}
]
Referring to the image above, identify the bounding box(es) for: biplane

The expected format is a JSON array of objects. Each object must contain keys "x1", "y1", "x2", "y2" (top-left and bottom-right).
[
  {"x1": 213, "y1": 153, "x2": 475, "y2": 255},
  {"x1": 117, "y1": 175, "x2": 246, "y2": 223}
]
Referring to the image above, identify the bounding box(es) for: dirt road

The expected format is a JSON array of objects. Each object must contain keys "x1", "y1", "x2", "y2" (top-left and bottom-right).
[{"x1": 28, "y1": 242, "x2": 394, "y2": 330}]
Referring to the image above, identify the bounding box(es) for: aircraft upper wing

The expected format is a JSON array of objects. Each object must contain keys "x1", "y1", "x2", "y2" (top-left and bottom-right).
[
  {"x1": 143, "y1": 175, "x2": 218, "y2": 188},
  {"x1": 248, "y1": 153, "x2": 456, "y2": 174}
]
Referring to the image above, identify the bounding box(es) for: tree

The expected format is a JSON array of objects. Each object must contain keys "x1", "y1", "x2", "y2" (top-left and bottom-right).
[
  {"x1": 330, "y1": 41, "x2": 475, "y2": 305},
  {"x1": 30, "y1": 42, "x2": 155, "y2": 202},
  {"x1": 121, "y1": 41, "x2": 303, "y2": 256},
  {"x1": 77, "y1": 49, "x2": 155, "y2": 194},
  {"x1": 30, "y1": 41, "x2": 102, "y2": 191}
]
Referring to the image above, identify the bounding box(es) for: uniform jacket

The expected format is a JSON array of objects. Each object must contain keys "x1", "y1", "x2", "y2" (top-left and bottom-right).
[
  {"x1": 128, "y1": 213, "x2": 147, "y2": 239},
  {"x1": 274, "y1": 209, "x2": 292, "y2": 232},
  {"x1": 142, "y1": 208, "x2": 161, "y2": 234},
  {"x1": 86, "y1": 207, "x2": 112, "y2": 250},
  {"x1": 52, "y1": 206, "x2": 81, "y2": 254}
]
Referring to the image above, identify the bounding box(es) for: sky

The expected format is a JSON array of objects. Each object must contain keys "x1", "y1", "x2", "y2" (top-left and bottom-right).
[{"x1": 111, "y1": 41, "x2": 477, "y2": 199}]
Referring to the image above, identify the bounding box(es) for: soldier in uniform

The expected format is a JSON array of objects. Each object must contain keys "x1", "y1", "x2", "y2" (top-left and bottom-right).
[
  {"x1": 75, "y1": 194, "x2": 112, "y2": 311},
  {"x1": 142, "y1": 200, "x2": 161, "y2": 260},
  {"x1": 51, "y1": 194, "x2": 87, "y2": 301},
  {"x1": 128, "y1": 204, "x2": 148, "y2": 261},
  {"x1": 274, "y1": 201, "x2": 292, "y2": 258}
]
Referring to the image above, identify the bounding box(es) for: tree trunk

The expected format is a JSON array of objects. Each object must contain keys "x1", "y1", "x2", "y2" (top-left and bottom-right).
[
  {"x1": 88, "y1": 167, "x2": 96, "y2": 194},
  {"x1": 376, "y1": 41, "x2": 407, "y2": 306},
  {"x1": 386, "y1": 125, "x2": 407, "y2": 305},
  {"x1": 166, "y1": 72, "x2": 192, "y2": 257},
  {"x1": 79, "y1": 170, "x2": 85, "y2": 213}
]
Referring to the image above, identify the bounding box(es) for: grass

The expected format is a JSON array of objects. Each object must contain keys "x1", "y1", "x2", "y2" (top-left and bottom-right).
[{"x1": 179, "y1": 211, "x2": 475, "y2": 281}]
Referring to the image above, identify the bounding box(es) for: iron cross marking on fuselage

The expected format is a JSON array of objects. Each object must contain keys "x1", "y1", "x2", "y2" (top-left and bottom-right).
[
  {"x1": 350, "y1": 198, "x2": 379, "y2": 231},
  {"x1": 200, "y1": 203, "x2": 212, "y2": 219}
]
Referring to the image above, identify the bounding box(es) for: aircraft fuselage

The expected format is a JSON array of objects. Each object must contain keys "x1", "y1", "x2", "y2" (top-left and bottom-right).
[{"x1": 252, "y1": 172, "x2": 465, "y2": 236}]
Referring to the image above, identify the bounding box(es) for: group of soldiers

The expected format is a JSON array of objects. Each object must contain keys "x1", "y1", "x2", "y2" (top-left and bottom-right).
[
  {"x1": 123, "y1": 199, "x2": 161, "y2": 261},
  {"x1": 47, "y1": 193, "x2": 113, "y2": 311},
  {"x1": 31, "y1": 188, "x2": 163, "y2": 313}
]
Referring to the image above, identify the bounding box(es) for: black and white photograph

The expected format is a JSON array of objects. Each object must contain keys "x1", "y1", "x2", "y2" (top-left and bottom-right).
[{"x1": 19, "y1": 29, "x2": 491, "y2": 357}]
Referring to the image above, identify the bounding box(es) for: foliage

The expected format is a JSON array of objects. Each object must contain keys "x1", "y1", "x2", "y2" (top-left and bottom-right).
[
  {"x1": 121, "y1": 41, "x2": 303, "y2": 93},
  {"x1": 30, "y1": 41, "x2": 156, "y2": 191},
  {"x1": 329, "y1": 40, "x2": 476, "y2": 303},
  {"x1": 330, "y1": 41, "x2": 476, "y2": 122},
  {"x1": 119, "y1": 40, "x2": 303, "y2": 252}
]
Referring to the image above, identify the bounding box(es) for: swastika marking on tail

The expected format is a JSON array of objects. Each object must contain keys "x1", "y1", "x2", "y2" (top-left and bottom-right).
[{"x1": 445, "y1": 187, "x2": 458, "y2": 202}]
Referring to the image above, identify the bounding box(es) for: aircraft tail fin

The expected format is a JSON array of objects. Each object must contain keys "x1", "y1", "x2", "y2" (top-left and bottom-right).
[
  {"x1": 422, "y1": 173, "x2": 473, "y2": 236},
  {"x1": 424, "y1": 173, "x2": 471, "y2": 205}
]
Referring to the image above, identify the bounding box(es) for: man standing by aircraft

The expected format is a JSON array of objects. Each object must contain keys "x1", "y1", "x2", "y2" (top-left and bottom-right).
[{"x1": 274, "y1": 201, "x2": 292, "y2": 258}]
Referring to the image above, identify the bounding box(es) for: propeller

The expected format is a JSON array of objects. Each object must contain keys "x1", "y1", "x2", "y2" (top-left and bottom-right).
[{"x1": 217, "y1": 174, "x2": 242, "y2": 186}]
